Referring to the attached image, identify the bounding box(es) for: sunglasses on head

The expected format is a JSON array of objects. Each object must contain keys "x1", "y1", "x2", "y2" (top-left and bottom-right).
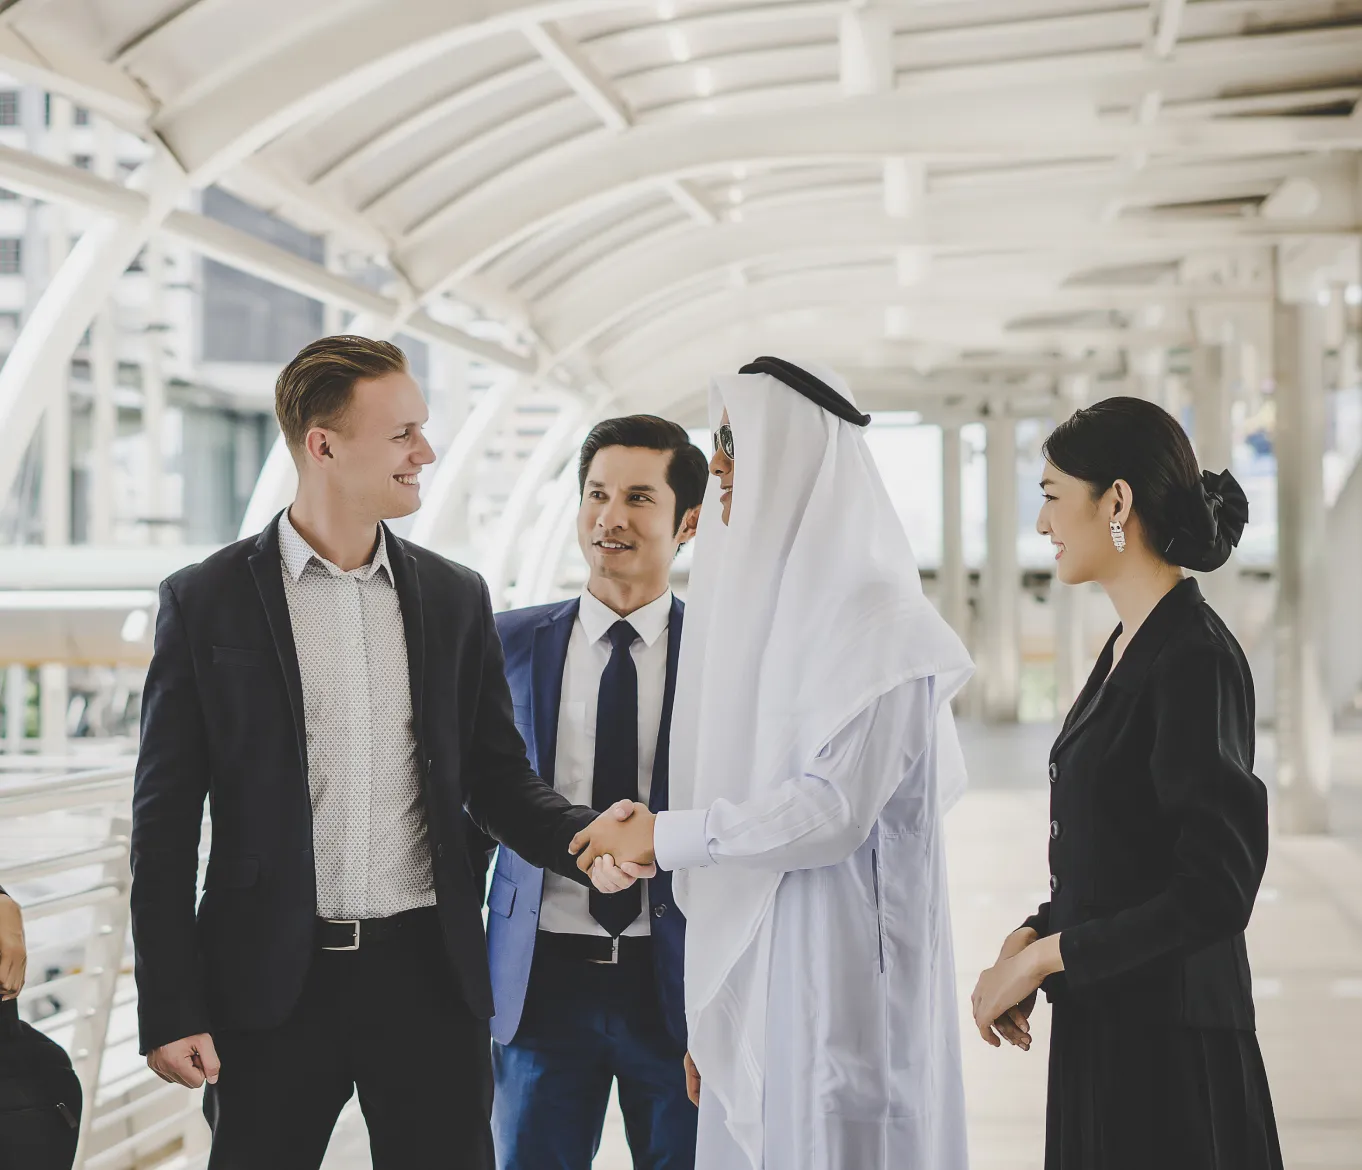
[{"x1": 712, "y1": 423, "x2": 734, "y2": 460}]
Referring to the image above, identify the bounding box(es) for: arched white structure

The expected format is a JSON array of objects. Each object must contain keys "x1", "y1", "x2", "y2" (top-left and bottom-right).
[
  {"x1": 0, "y1": 0, "x2": 1350, "y2": 794},
  {"x1": 0, "y1": 8, "x2": 1360, "y2": 1167}
]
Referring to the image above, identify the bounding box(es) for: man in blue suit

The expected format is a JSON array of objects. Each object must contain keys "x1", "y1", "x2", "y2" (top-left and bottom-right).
[{"x1": 486, "y1": 415, "x2": 708, "y2": 1169}]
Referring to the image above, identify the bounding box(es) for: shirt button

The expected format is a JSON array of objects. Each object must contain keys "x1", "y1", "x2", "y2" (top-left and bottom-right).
[
  {"x1": 1048, "y1": 762, "x2": 1058, "y2": 783},
  {"x1": 654, "y1": 904, "x2": 667, "y2": 918},
  {"x1": 1050, "y1": 874, "x2": 1061, "y2": 893},
  {"x1": 1050, "y1": 820, "x2": 1062, "y2": 840}
]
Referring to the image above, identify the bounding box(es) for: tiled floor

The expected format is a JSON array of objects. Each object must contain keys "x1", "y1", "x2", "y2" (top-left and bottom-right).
[{"x1": 321, "y1": 720, "x2": 1362, "y2": 1168}]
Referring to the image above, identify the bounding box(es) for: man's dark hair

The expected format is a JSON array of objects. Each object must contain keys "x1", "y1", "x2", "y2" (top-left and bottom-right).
[{"x1": 577, "y1": 415, "x2": 708, "y2": 532}]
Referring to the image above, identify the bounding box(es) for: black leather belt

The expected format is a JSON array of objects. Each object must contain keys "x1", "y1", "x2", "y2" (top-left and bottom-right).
[
  {"x1": 537, "y1": 931, "x2": 651, "y2": 965},
  {"x1": 315, "y1": 906, "x2": 436, "y2": 952}
]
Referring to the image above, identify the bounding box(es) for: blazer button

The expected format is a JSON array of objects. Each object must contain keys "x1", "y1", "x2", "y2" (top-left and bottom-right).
[
  {"x1": 436, "y1": 843, "x2": 445, "y2": 859},
  {"x1": 427, "y1": 756, "x2": 435, "y2": 772},
  {"x1": 654, "y1": 904, "x2": 667, "y2": 918},
  {"x1": 1050, "y1": 820, "x2": 1062, "y2": 840},
  {"x1": 1049, "y1": 874, "x2": 1061, "y2": 893},
  {"x1": 1048, "y1": 762, "x2": 1058, "y2": 783}
]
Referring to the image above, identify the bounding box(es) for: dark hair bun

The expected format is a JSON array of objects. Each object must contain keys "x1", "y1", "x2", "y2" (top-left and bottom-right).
[{"x1": 1164, "y1": 469, "x2": 1249, "y2": 572}]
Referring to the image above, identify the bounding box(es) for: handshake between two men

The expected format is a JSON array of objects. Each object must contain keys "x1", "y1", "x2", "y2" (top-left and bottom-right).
[{"x1": 572, "y1": 799, "x2": 659, "y2": 893}]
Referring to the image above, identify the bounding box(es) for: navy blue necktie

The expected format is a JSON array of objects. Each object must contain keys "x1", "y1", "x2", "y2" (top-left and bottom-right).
[{"x1": 590, "y1": 620, "x2": 642, "y2": 937}]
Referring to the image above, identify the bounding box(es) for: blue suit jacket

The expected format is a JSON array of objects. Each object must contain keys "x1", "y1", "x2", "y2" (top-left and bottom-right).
[{"x1": 486, "y1": 596, "x2": 687, "y2": 1048}]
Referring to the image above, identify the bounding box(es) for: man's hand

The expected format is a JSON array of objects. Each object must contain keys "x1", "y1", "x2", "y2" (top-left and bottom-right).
[
  {"x1": 578, "y1": 801, "x2": 657, "y2": 892},
  {"x1": 0, "y1": 894, "x2": 26, "y2": 1001},
  {"x1": 570, "y1": 801, "x2": 657, "y2": 874},
  {"x1": 683, "y1": 1051, "x2": 701, "y2": 1107},
  {"x1": 148, "y1": 1033, "x2": 221, "y2": 1088}
]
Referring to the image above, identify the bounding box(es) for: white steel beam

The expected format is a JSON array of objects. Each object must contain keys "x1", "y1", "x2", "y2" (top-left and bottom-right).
[
  {"x1": 840, "y1": 4, "x2": 894, "y2": 96},
  {"x1": 509, "y1": 151, "x2": 1330, "y2": 300},
  {"x1": 159, "y1": 210, "x2": 536, "y2": 372},
  {"x1": 523, "y1": 21, "x2": 632, "y2": 132},
  {"x1": 369, "y1": 18, "x2": 1362, "y2": 242},
  {"x1": 482, "y1": 397, "x2": 596, "y2": 608},
  {"x1": 532, "y1": 206, "x2": 1317, "y2": 359},
  {"x1": 0, "y1": 24, "x2": 153, "y2": 127},
  {"x1": 146, "y1": 3, "x2": 526, "y2": 181},
  {"x1": 520, "y1": 20, "x2": 720, "y2": 227},
  {"x1": 511, "y1": 462, "x2": 582, "y2": 607},
  {"x1": 396, "y1": 97, "x2": 1362, "y2": 294},
  {"x1": 1150, "y1": 0, "x2": 1188, "y2": 60},
  {"x1": 0, "y1": 150, "x2": 189, "y2": 509},
  {"x1": 307, "y1": 61, "x2": 544, "y2": 186},
  {"x1": 111, "y1": 0, "x2": 224, "y2": 66},
  {"x1": 0, "y1": 145, "x2": 537, "y2": 374},
  {"x1": 0, "y1": 141, "x2": 145, "y2": 216},
  {"x1": 407, "y1": 377, "x2": 523, "y2": 551},
  {"x1": 661, "y1": 178, "x2": 719, "y2": 226}
]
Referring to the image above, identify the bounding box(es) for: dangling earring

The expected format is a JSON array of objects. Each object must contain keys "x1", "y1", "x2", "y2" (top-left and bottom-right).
[{"x1": 1110, "y1": 519, "x2": 1126, "y2": 553}]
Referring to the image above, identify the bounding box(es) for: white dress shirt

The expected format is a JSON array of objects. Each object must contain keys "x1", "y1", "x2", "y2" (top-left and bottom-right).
[
  {"x1": 538, "y1": 586, "x2": 673, "y2": 938},
  {"x1": 278, "y1": 511, "x2": 435, "y2": 920}
]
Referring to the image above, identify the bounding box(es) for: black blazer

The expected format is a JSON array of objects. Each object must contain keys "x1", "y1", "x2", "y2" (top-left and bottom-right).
[
  {"x1": 1025, "y1": 577, "x2": 1269, "y2": 1028},
  {"x1": 129, "y1": 517, "x2": 596, "y2": 1054}
]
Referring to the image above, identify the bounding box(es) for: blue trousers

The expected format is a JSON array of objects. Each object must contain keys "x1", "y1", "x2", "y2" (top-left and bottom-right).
[{"x1": 491, "y1": 944, "x2": 696, "y2": 1170}]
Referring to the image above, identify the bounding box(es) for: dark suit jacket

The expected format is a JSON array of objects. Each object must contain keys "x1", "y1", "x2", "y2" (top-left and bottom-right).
[
  {"x1": 484, "y1": 597, "x2": 688, "y2": 1049},
  {"x1": 1025, "y1": 577, "x2": 1268, "y2": 1028},
  {"x1": 129, "y1": 516, "x2": 596, "y2": 1054}
]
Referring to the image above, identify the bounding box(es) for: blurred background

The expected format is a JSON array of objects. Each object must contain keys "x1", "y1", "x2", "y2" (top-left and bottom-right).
[{"x1": 0, "y1": 0, "x2": 1360, "y2": 1166}]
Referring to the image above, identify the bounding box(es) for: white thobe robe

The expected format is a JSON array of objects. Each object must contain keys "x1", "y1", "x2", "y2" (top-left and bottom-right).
[{"x1": 655, "y1": 678, "x2": 968, "y2": 1170}]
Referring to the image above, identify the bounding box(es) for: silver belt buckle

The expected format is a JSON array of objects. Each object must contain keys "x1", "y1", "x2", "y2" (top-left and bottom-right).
[
  {"x1": 323, "y1": 919, "x2": 361, "y2": 951},
  {"x1": 589, "y1": 936, "x2": 621, "y2": 965}
]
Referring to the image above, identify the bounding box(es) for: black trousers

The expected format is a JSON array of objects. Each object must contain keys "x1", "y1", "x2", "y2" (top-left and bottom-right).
[{"x1": 203, "y1": 909, "x2": 493, "y2": 1170}]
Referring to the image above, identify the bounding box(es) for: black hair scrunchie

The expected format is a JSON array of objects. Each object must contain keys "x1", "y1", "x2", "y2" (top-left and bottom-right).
[{"x1": 1164, "y1": 468, "x2": 1249, "y2": 572}]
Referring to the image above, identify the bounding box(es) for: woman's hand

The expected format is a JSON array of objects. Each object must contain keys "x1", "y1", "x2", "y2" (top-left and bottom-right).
[
  {"x1": 683, "y1": 1051, "x2": 701, "y2": 1107},
  {"x1": 972, "y1": 932, "x2": 1063, "y2": 1050},
  {"x1": 987, "y1": 927, "x2": 1039, "y2": 1048},
  {"x1": 0, "y1": 893, "x2": 28, "y2": 1001}
]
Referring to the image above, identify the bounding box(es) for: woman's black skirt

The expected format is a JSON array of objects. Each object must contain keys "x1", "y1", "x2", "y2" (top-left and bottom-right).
[{"x1": 1045, "y1": 996, "x2": 1283, "y2": 1170}]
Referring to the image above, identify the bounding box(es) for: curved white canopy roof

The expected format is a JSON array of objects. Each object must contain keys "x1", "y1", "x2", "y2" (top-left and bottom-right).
[{"x1": 0, "y1": 0, "x2": 1359, "y2": 429}]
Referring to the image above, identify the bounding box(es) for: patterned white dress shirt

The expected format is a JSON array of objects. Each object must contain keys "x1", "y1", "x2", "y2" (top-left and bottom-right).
[
  {"x1": 278, "y1": 510, "x2": 436, "y2": 919},
  {"x1": 537, "y1": 587, "x2": 672, "y2": 938}
]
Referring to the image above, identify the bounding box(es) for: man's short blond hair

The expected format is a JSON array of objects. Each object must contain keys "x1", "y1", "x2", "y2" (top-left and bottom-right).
[{"x1": 274, "y1": 335, "x2": 408, "y2": 450}]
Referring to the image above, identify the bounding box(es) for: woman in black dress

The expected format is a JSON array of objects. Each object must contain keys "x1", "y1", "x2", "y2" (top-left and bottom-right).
[{"x1": 969, "y1": 397, "x2": 1281, "y2": 1170}]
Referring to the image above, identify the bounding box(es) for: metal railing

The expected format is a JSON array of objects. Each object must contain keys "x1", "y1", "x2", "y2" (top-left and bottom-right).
[{"x1": 0, "y1": 756, "x2": 210, "y2": 1170}]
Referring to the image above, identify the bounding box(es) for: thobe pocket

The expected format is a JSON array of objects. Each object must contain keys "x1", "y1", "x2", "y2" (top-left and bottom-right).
[{"x1": 870, "y1": 848, "x2": 885, "y2": 974}]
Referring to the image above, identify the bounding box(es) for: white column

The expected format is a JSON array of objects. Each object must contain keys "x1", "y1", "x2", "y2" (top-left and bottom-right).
[
  {"x1": 31, "y1": 91, "x2": 73, "y2": 754},
  {"x1": 1052, "y1": 376, "x2": 1090, "y2": 713},
  {"x1": 4, "y1": 665, "x2": 25, "y2": 752},
  {"x1": 1190, "y1": 342, "x2": 1240, "y2": 627},
  {"x1": 1132, "y1": 348, "x2": 1165, "y2": 403},
  {"x1": 1272, "y1": 300, "x2": 1331, "y2": 834},
  {"x1": 322, "y1": 234, "x2": 345, "y2": 335},
  {"x1": 87, "y1": 310, "x2": 117, "y2": 543},
  {"x1": 939, "y1": 423, "x2": 967, "y2": 639},
  {"x1": 88, "y1": 114, "x2": 119, "y2": 545},
  {"x1": 982, "y1": 409, "x2": 1019, "y2": 722},
  {"x1": 0, "y1": 147, "x2": 189, "y2": 506},
  {"x1": 143, "y1": 238, "x2": 169, "y2": 542}
]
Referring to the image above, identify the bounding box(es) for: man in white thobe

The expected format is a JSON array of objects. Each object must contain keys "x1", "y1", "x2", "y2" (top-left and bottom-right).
[{"x1": 572, "y1": 357, "x2": 975, "y2": 1170}]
